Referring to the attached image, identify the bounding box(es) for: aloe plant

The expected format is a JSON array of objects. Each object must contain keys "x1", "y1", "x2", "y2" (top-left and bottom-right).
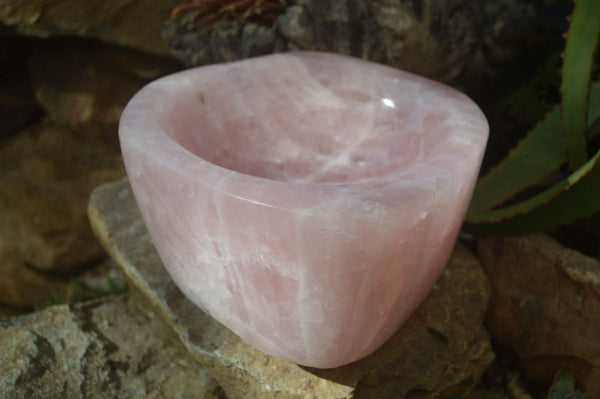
[{"x1": 465, "y1": 0, "x2": 600, "y2": 234}]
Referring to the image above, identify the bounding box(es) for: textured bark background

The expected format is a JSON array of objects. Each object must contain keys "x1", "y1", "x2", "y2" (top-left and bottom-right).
[{"x1": 162, "y1": 0, "x2": 534, "y2": 83}]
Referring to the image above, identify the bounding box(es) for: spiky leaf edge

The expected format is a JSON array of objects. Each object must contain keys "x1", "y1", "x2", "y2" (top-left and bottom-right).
[
  {"x1": 467, "y1": 82, "x2": 600, "y2": 215},
  {"x1": 561, "y1": 0, "x2": 600, "y2": 169},
  {"x1": 465, "y1": 142, "x2": 600, "y2": 234}
]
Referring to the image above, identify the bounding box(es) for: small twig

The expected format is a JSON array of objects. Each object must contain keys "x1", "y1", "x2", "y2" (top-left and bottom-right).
[{"x1": 170, "y1": 0, "x2": 291, "y2": 32}]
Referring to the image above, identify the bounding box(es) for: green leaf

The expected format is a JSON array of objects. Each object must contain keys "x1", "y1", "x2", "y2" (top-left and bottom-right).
[
  {"x1": 468, "y1": 108, "x2": 564, "y2": 213},
  {"x1": 468, "y1": 82, "x2": 600, "y2": 214},
  {"x1": 466, "y1": 145, "x2": 600, "y2": 234},
  {"x1": 561, "y1": 0, "x2": 600, "y2": 170},
  {"x1": 465, "y1": 0, "x2": 600, "y2": 233}
]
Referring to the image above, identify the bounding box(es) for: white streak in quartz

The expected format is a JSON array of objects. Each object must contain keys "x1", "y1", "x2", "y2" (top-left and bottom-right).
[{"x1": 119, "y1": 51, "x2": 489, "y2": 368}]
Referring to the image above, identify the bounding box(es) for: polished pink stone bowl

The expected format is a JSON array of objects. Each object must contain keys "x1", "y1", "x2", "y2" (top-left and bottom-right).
[{"x1": 119, "y1": 52, "x2": 488, "y2": 368}]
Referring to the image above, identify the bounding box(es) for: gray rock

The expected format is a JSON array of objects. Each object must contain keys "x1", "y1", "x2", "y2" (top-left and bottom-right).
[
  {"x1": 478, "y1": 235, "x2": 600, "y2": 395},
  {"x1": 277, "y1": 5, "x2": 313, "y2": 50},
  {"x1": 241, "y1": 23, "x2": 286, "y2": 59},
  {"x1": 162, "y1": 14, "x2": 286, "y2": 67},
  {"x1": 162, "y1": 0, "x2": 534, "y2": 83},
  {"x1": 0, "y1": 292, "x2": 225, "y2": 398},
  {"x1": 88, "y1": 178, "x2": 495, "y2": 399},
  {"x1": 210, "y1": 21, "x2": 243, "y2": 63}
]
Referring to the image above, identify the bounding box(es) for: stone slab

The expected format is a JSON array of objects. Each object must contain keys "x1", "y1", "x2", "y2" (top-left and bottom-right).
[
  {"x1": 0, "y1": 292, "x2": 225, "y2": 398},
  {"x1": 88, "y1": 178, "x2": 495, "y2": 399}
]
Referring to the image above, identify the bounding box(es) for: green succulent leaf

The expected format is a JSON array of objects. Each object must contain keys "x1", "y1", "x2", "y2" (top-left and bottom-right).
[
  {"x1": 467, "y1": 82, "x2": 600, "y2": 214},
  {"x1": 466, "y1": 144, "x2": 600, "y2": 234},
  {"x1": 468, "y1": 107, "x2": 564, "y2": 213},
  {"x1": 465, "y1": 0, "x2": 600, "y2": 234},
  {"x1": 561, "y1": 0, "x2": 600, "y2": 170}
]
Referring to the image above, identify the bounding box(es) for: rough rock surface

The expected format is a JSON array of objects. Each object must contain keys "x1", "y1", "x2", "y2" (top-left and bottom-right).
[
  {"x1": 0, "y1": 235, "x2": 67, "y2": 309},
  {"x1": 0, "y1": 121, "x2": 124, "y2": 307},
  {"x1": 0, "y1": 0, "x2": 183, "y2": 56},
  {"x1": 163, "y1": 0, "x2": 534, "y2": 83},
  {"x1": 88, "y1": 178, "x2": 495, "y2": 399},
  {"x1": 0, "y1": 292, "x2": 225, "y2": 399},
  {"x1": 478, "y1": 235, "x2": 600, "y2": 395}
]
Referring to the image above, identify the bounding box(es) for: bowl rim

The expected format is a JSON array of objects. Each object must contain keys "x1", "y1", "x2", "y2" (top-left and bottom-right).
[{"x1": 119, "y1": 51, "x2": 489, "y2": 206}]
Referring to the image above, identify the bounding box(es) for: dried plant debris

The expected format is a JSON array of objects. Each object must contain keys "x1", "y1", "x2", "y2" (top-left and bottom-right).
[{"x1": 170, "y1": 0, "x2": 293, "y2": 33}]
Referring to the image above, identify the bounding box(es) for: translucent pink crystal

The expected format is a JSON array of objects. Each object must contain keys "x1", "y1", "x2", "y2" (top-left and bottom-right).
[{"x1": 119, "y1": 52, "x2": 488, "y2": 368}]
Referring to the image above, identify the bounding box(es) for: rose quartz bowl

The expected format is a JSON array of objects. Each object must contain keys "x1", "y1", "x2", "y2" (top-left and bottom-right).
[{"x1": 119, "y1": 52, "x2": 488, "y2": 368}]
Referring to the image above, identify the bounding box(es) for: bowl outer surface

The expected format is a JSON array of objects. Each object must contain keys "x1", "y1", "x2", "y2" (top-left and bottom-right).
[{"x1": 119, "y1": 51, "x2": 488, "y2": 368}]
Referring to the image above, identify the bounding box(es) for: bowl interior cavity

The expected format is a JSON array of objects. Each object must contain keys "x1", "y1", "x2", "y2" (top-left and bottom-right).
[{"x1": 162, "y1": 54, "x2": 458, "y2": 184}]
